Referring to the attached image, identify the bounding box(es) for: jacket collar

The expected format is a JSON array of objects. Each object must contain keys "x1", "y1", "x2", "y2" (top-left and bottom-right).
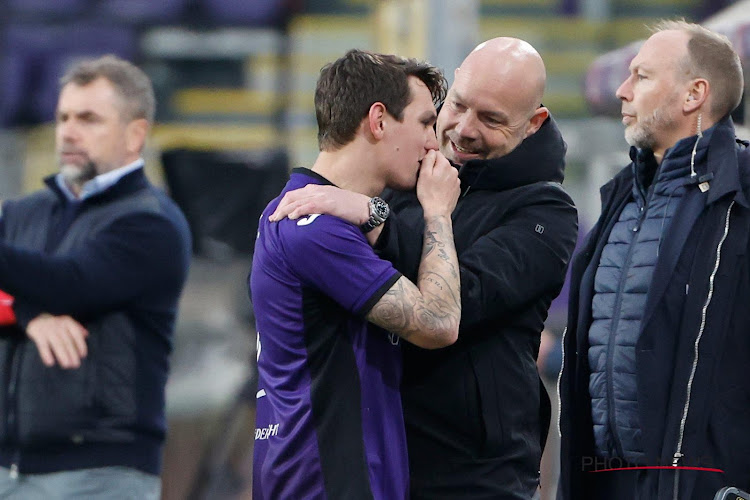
[
  {"x1": 624, "y1": 116, "x2": 747, "y2": 208},
  {"x1": 44, "y1": 167, "x2": 149, "y2": 206},
  {"x1": 457, "y1": 114, "x2": 567, "y2": 192},
  {"x1": 702, "y1": 116, "x2": 748, "y2": 208}
]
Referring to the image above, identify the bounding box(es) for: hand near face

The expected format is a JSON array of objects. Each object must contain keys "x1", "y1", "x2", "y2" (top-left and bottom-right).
[
  {"x1": 26, "y1": 314, "x2": 89, "y2": 369},
  {"x1": 416, "y1": 150, "x2": 461, "y2": 218}
]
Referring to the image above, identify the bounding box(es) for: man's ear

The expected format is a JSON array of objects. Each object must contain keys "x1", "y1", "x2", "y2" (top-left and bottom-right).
[
  {"x1": 525, "y1": 106, "x2": 549, "y2": 138},
  {"x1": 126, "y1": 118, "x2": 149, "y2": 154},
  {"x1": 684, "y1": 78, "x2": 709, "y2": 114},
  {"x1": 366, "y1": 102, "x2": 387, "y2": 141}
]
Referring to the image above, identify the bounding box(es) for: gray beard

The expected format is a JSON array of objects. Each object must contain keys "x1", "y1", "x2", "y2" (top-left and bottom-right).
[
  {"x1": 624, "y1": 104, "x2": 678, "y2": 151},
  {"x1": 60, "y1": 161, "x2": 97, "y2": 190}
]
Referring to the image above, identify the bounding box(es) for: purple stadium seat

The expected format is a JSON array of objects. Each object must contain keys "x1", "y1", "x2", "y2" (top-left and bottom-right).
[
  {"x1": 97, "y1": 0, "x2": 188, "y2": 26},
  {"x1": 6, "y1": 0, "x2": 89, "y2": 19},
  {"x1": 0, "y1": 54, "x2": 30, "y2": 126},
  {"x1": 201, "y1": 0, "x2": 286, "y2": 26},
  {"x1": 3, "y1": 23, "x2": 137, "y2": 124}
]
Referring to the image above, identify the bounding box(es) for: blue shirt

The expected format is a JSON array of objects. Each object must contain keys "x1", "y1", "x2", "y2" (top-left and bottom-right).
[
  {"x1": 250, "y1": 168, "x2": 408, "y2": 500},
  {"x1": 55, "y1": 159, "x2": 145, "y2": 201}
]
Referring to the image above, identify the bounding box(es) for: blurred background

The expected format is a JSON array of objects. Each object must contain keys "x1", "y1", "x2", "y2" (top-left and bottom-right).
[{"x1": 0, "y1": 0, "x2": 747, "y2": 498}]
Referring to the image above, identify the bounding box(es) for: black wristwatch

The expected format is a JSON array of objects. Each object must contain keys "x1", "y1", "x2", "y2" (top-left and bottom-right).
[{"x1": 360, "y1": 196, "x2": 390, "y2": 233}]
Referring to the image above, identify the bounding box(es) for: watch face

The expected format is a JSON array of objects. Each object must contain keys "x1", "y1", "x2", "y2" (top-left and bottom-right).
[{"x1": 371, "y1": 197, "x2": 390, "y2": 220}]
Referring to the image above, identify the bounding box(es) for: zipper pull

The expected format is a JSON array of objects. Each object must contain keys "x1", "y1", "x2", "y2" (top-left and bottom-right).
[
  {"x1": 672, "y1": 452, "x2": 683, "y2": 467},
  {"x1": 9, "y1": 463, "x2": 18, "y2": 480}
]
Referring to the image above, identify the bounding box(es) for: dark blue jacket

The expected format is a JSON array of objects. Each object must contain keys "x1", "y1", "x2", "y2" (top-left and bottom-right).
[
  {"x1": 588, "y1": 143, "x2": 694, "y2": 464},
  {"x1": 0, "y1": 168, "x2": 191, "y2": 475},
  {"x1": 559, "y1": 117, "x2": 750, "y2": 499}
]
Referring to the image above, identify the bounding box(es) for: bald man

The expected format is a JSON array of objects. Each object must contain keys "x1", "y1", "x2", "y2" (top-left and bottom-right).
[{"x1": 270, "y1": 38, "x2": 578, "y2": 499}]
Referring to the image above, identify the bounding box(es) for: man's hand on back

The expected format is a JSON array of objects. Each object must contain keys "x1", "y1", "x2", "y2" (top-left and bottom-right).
[{"x1": 269, "y1": 184, "x2": 370, "y2": 225}]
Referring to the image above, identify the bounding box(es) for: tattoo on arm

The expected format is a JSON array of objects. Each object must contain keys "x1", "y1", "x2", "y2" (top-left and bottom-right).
[{"x1": 367, "y1": 215, "x2": 461, "y2": 348}]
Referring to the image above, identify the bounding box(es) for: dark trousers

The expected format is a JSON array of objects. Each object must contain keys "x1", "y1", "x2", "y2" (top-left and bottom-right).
[{"x1": 587, "y1": 469, "x2": 656, "y2": 500}]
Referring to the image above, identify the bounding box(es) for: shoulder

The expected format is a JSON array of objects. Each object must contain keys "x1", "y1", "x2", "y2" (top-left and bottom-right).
[
  {"x1": 1, "y1": 190, "x2": 58, "y2": 229},
  {"x1": 495, "y1": 181, "x2": 577, "y2": 216},
  {"x1": 3, "y1": 189, "x2": 57, "y2": 212},
  {"x1": 113, "y1": 185, "x2": 189, "y2": 230},
  {"x1": 734, "y1": 141, "x2": 750, "y2": 193},
  {"x1": 94, "y1": 187, "x2": 191, "y2": 256},
  {"x1": 278, "y1": 213, "x2": 367, "y2": 254}
]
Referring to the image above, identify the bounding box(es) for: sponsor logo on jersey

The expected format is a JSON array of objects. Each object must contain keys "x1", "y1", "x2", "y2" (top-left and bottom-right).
[{"x1": 255, "y1": 423, "x2": 279, "y2": 440}]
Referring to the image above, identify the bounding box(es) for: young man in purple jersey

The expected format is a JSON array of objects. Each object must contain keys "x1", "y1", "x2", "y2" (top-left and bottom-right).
[{"x1": 250, "y1": 49, "x2": 462, "y2": 500}]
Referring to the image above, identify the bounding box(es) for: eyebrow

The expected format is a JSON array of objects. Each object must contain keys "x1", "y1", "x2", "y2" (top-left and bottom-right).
[
  {"x1": 58, "y1": 109, "x2": 101, "y2": 119},
  {"x1": 451, "y1": 89, "x2": 466, "y2": 104},
  {"x1": 479, "y1": 109, "x2": 508, "y2": 123},
  {"x1": 420, "y1": 110, "x2": 438, "y2": 123},
  {"x1": 452, "y1": 89, "x2": 508, "y2": 122}
]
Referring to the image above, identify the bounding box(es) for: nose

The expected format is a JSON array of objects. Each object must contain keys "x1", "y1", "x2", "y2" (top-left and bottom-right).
[
  {"x1": 616, "y1": 75, "x2": 632, "y2": 102},
  {"x1": 425, "y1": 127, "x2": 439, "y2": 151},
  {"x1": 454, "y1": 111, "x2": 479, "y2": 140},
  {"x1": 57, "y1": 118, "x2": 79, "y2": 144}
]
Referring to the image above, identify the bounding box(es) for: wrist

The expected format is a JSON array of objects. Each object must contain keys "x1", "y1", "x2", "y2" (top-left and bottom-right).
[
  {"x1": 360, "y1": 197, "x2": 390, "y2": 233},
  {"x1": 422, "y1": 208, "x2": 451, "y2": 220}
]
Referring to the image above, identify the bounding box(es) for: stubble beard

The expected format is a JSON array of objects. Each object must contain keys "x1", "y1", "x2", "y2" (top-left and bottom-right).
[{"x1": 624, "y1": 100, "x2": 679, "y2": 152}]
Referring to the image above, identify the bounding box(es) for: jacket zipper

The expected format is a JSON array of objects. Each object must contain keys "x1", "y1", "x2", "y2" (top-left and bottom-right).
[
  {"x1": 556, "y1": 326, "x2": 567, "y2": 439},
  {"x1": 6, "y1": 343, "x2": 23, "y2": 479},
  {"x1": 671, "y1": 201, "x2": 734, "y2": 500},
  {"x1": 604, "y1": 200, "x2": 649, "y2": 459}
]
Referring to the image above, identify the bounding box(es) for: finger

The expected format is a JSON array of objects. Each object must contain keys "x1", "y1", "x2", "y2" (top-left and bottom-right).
[
  {"x1": 269, "y1": 193, "x2": 293, "y2": 221},
  {"x1": 419, "y1": 157, "x2": 436, "y2": 177},
  {"x1": 272, "y1": 195, "x2": 311, "y2": 221},
  {"x1": 49, "y1": 330, "x2": 80, "y2": 369},
  {"x1": 35, "y1": 338, "x2": 56, "y2": 367},
  {"x1": 289, "y1": 201, "x2": 322, "y2": 220},
  {"x1": 61, "y1": 328, "x2": 84, "y2": 368},
  {"x1": 435, "y1": 154, "x2": 452, "y2": 173},
  {"x1": 65, "y1": 318, "x2": 89, "y2": 359},
  {"x1": 286, "y1": 200, "x2": 312, "y2": 220},
  {"x1": 422, "y1": 150, "x2": 437, "y2": 169}
]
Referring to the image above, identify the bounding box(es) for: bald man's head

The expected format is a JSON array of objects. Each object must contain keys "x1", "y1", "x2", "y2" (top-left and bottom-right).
[{"x1": 436, "y1": 37, "x2": 549, "y2": 164}]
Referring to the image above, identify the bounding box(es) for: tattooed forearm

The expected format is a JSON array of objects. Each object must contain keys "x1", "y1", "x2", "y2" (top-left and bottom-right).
[
  {"x1": 367, "y1": 214, "x2": 461, "y2": 349},
  {"x1": 423, "y1": 227, "x2": 445, "y2": 257},
  {"x1": 368, "y1": 280, "x2": 419, "y2": 341}
]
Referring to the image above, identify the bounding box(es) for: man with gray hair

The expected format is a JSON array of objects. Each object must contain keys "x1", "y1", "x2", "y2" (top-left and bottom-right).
[
  {"x1": 559, "y1": 20, "x2": 749, "y2": 499},
  {"x1": 0, "y1": 55, "x2": 191, "y2": 499}
]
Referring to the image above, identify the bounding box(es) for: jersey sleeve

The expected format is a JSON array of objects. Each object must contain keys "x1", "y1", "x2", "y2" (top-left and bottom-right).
[{"x1": 283, "y1": 215, "x2": 401, "y2": 316}]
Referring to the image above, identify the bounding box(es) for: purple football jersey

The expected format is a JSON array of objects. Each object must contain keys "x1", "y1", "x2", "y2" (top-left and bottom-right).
[{"x1": 250, "y1": 168, "x2": 408, "y2": 500}]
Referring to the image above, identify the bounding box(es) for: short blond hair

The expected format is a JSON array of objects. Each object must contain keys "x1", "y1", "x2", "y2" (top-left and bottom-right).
[{"x1": 651, "y1": 19, "x2": 743, "y2": 120}]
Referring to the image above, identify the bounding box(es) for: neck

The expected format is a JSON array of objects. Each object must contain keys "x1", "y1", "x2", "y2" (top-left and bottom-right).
[
  {"x1": 654, "y1": 114, "x2": 715, "y2": 165},
  {"x1": 653, "y1": 153, "x2": 664, "y2": 165},
  {"x1": 67, "y1": 182, "x2": 84, "y2": 198},
  {"x1": 311, "y1": 145, "x2": 383, "y2": 197}
]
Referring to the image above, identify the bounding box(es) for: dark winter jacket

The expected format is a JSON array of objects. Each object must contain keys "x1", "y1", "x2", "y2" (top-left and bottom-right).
[
  {"x1": 588, "y1": 144, "x2": 693, "y2": 464},
  {"x1": 559, "y1": 116, "x2": 750, "y2": 500},
  {"x1": 0, "y1": 168, "x2": 191, "y2": 475},
  {"x1": 376, "y1": 116, "x2": 578, "y2": 499}
]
